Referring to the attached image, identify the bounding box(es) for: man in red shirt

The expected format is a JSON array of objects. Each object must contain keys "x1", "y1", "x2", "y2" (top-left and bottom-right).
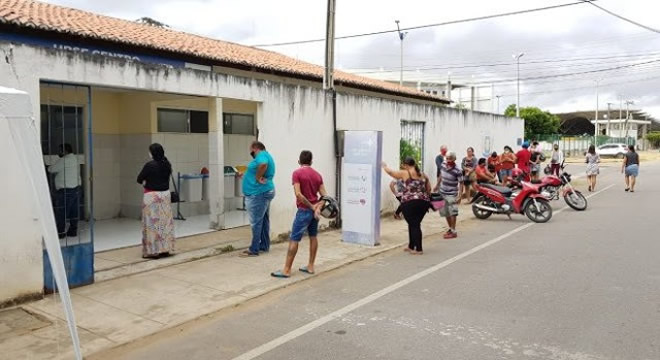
[
  {"x1": 272, "y1": 150, "x2": 327, "y2": 278},
  {"x1": 516, "y1": 141, "x2": 532, "y2": 176},
  {"x1": 475, "y1": 158, "x2": 497, "y2": 184}
]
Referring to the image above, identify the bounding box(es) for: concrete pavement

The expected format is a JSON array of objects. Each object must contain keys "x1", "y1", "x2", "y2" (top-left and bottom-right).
[
  {"x1": 1, "y1": 194, "x2": 474, "y2": 359},
  {"x1": 90, "y1": 161, "x2": 659, "y2": 360}
]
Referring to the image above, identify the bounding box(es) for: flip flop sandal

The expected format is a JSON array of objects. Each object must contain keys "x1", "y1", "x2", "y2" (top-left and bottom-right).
[
  {"x1": 239, "y1": 250, "x2": 259, "y2": 258},
  {"x1": 299, "y1": 266, "x2": 315, "y2": 275},
  {"x1": 270, "y1": 270, "x2": 290, "y2": 278}
]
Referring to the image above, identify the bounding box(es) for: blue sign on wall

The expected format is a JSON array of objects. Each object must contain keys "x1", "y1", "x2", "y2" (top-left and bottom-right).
[{"x1": 0, "y1": 32, "x2": 185, "y2": 68}]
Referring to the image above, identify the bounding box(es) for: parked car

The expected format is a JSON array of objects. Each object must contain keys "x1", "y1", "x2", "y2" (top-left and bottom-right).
[{"x1": 597, "y1": 143, "x2": 628, "y2": 158}]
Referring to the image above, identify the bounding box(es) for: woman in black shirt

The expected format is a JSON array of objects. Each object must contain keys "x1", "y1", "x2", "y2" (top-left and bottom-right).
[{"x1": 137, "y1": 143, "x2": 175, "y2": 258}]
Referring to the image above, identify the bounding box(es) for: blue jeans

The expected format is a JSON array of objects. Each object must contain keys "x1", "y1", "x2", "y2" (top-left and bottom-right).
[
  {"x1": 245, "y1": 190, "x2": 275, "y2": 253},
  {"x1": 55, "y1": 187, "x2": 80, "y2": 237}
]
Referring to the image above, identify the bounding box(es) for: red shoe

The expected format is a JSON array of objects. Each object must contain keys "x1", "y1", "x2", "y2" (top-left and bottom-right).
[{"x1": 443, "y1": 231, "x2": 458, "y2": 239}]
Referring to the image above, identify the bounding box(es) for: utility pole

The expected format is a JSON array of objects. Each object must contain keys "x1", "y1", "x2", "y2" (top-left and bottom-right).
[
  {"x1": 624, "y1": 100, "x2": 634, "y2": 139},
  {"x1": 323, "y1": 0, "x2": 336, "y2": 91},
  {"x1": 513, "y1": 52, "x2": 525, "y2": 118},
  {"x1": 395, "y1": 20, "x2": 407, "y2": 87},
  {"x1": 594, "y1": 79, "x2": 601, "y2": 144},
  {"x1": 618, "y1": 95, "x2": 623, "y2": 136},
  {"x1": 606, "y1": 102, "x2": 613, "y2": 136},
  {"x1": 496, "y1": 95, "x2": 502, "y2": 114},
  {"x1": 324, "y1": 0, "x2": 340, "y2": 227}
]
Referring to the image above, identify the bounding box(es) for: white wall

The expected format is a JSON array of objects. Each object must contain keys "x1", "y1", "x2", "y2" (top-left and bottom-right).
[{"x1": 0, "y1": 42, "x2": 523, "y2": 302}]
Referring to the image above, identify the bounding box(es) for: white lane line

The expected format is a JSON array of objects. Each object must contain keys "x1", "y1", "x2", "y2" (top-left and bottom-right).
[{"x1": 231, "y1": 184, "x2": 614, "y2": 360}]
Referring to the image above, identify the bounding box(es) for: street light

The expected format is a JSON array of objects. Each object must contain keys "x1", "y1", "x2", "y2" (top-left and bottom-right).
[
  {"x1": 513, "y1": 52, "x2": 525, "y2": 118},
  {"x1": 395, "y1": 20, "x2": 408, "y2": 87},
  {"x1": 594, "y1": 79, "x2": 602, "y2": 144}
]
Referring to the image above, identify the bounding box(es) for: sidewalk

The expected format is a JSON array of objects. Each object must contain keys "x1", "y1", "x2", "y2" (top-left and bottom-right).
[{"x1": 1, "y1": 207, "x2": 472, "y2": 359}]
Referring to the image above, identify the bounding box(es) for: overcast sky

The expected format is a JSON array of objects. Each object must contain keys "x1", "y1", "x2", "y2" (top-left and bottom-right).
[{"x1": 43, "y1": 0, "x2": 660, "y2": 118}]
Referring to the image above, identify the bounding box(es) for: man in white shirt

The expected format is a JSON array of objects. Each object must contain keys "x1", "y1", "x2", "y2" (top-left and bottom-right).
[
  {"x1": 48, "y1": 143, "x2": 81, "y2": 238},
  {"x1": 550, "y1": 144, "x2": 564, "y2": 176}
]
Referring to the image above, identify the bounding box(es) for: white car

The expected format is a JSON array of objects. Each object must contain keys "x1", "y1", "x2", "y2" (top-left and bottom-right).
[{"x1": 596, "y1": 143, "x2": 628, "y2": 158}]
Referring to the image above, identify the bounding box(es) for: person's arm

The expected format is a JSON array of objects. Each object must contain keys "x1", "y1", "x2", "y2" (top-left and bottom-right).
[
  {"x1": 621, "y1": 156, "x2": 627, "y2": 173},
  {"x1": 457, "y1": 182, "x2": 464, "y2": 204},
  {"x1": 256, "y1": 162, "x2": 268, "y2": 184},
  {"x1": 137, "y1": 163, "x2": 150, "y2": 185},
  {"x1": 433, "y1": 175, "x2": 441, "y2": 192},
  {"x1": 293, "y1": 183, "x2": 315, "y2": 211},
  {"x1": 48, "y1": 158, "x2": 63, "y2": 174},
  {"x1": 382, "y1": 163, "x2": 406, "y2": 180},
  {"x1": 389, "y1": 181, "x2": 397, "y2": 195}
]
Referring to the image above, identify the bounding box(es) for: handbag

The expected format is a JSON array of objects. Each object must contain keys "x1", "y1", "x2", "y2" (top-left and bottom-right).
[
  {"x1": 429, "y1": 192, "x2": 445, "y2": 211},
  {"x1": 170, "y1": 173, "x2": 180, "y2": 203}
]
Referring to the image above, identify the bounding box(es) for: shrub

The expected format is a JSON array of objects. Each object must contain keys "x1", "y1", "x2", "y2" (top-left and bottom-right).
[{"x1": 646, "y1": 132, "x2": 660, "y2": 148}]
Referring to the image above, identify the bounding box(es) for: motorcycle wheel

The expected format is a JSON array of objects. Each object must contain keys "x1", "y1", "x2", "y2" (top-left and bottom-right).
[
  {"x1": 525, "y1": 198, "x2": 553, "y2": 223},
  {"x1": 564, "y1": 190, "x2": 587, "y2": 211},
  {"x1": 472, "y1": 195, "x2": 493, "y2": 219}
]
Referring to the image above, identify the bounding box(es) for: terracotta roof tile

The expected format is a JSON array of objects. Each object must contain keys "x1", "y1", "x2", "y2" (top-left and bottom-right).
[{"x1": 0, "y1": 0, "x2": 448, "y2": 103}]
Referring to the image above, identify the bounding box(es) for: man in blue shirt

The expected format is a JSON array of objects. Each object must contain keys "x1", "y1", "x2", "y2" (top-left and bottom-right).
[{"x1": 240, "y1": 141, "x2": 276, "y2": 257}]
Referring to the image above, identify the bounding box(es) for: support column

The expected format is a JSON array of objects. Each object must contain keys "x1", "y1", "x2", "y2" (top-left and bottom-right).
[{"x1": 208, "y1": 97, "x2": 225, "y2": 229}]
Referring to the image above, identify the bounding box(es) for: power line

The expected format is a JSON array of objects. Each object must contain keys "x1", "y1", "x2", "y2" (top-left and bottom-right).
[
  {"x1": 347, "y1": 51, "x2": 660, "y2": 74},
  {"x1": 580, "y1": 0, "x2": 660, "y2": 34},
  {"x1": 251, "y1": 0, "x2": 596, "y2": 47}
]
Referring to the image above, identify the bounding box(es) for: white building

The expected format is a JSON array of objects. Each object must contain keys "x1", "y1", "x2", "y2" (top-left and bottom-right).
[{"x1": 0, "y1": 0, "x2": 523, "y2": 305}]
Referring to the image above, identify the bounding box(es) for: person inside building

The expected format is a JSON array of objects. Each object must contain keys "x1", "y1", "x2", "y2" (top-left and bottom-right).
[
  {"x1": 271, "y1": 150, "x2": 327, "y2": 278},
  {"x1": 389, "y1": 177, "x2": 405, "y2": 220},
  {"x1": 137, "y1": 143, "x2": 175, "y2": 259},
  {"x1": 475, "y1": 157, "x2": 497, "y2": 184},
  {"x1": 382, "y1": 157, "x2": 431, "y2": 255},
  {"x1": 48, "y1": 143, "x2": 81, "y2": 239},
  {"x1": 240, "y1": 141, "x2": 276, "y2": 257}
]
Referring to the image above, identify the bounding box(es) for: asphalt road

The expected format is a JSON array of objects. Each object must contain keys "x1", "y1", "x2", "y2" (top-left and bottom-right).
[{"x1": 94, "y1": 161, "x2": 660, "y2": 360}]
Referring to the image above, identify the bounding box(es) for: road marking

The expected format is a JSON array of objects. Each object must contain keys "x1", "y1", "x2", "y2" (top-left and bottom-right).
[{"x1": 231, "y1": 184, "x2": 614, "y2": 360}]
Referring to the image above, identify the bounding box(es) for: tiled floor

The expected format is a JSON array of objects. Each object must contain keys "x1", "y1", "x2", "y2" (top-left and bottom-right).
[{"x1": 58, "y1": 212, "x2": 250, "y2": 253}]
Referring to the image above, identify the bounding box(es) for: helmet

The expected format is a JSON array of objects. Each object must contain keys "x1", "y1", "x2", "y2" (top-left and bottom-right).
[
  {"x1": 319, "y1": 196, "x2": 339, "y2": 219},
  {"x1": 511, "y1": 168, "x2": 524, "y2": 179}
]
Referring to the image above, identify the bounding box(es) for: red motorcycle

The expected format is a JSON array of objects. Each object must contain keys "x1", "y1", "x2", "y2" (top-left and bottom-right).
[
  {"x1": 471, "y1": 179, "x2": 553, "y2": 223},
  {"x1": 540, "y1": 162, "x2": 587, "y2": 211}
]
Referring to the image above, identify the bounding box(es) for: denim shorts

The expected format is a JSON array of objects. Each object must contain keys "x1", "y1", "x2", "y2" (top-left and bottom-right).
[
  {"x1": 625, "y1": 164, "x2": 639, "y2": 177},
  {"x1": 290, "y1": 208, "x2": 319, "y2": 241},
  {"x1": 499, "y1": 169, "x2": 512, "y2": 177}
]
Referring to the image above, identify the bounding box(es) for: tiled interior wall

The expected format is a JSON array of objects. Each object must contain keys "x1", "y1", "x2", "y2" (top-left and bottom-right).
[
  {"x1": 119, "y1": 134, "x2": 153, "y2": 219},
  {"x1": 223, "y1": 134, "x2": 254, "y2": 168},
  {"x1": 92, "y1": 134, "x2": 121, "y2": 219}
]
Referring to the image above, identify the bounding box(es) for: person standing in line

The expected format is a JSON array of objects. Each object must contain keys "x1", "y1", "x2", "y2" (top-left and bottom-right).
[
  {"x1": 529, "y1": 141, "x2": 543, "y2": 181},
  {"x1": 437, "y1": 152, "x2": 464, "y2": 239},
  {"x1": 435, "y1": 145, "x2": 448, "y2": 178},
  {"x1": 585, "y1": 144, "x2": 601, "y2": 192},
  {"x1": 516, "y1": 141, "x2": 532, "y2": 178},
  {"x1": 48, "y1": 143, "x2": 81, "y2": 239},
  {"x1": 137, "y1": 143, "x2": 175, "y2": 259},
  {"x1": 550, "y1": 144, "x2": 564, "y2": 176},
  {"x1": 271, "y1": 150, "x2": 326, "y2": 278},
  {"x1": 622, "y1": 145, "x2": 640, "y2": 192},
  {"x1": 383, "y1": 157, "x2": 431, "y2": 255},
  {"x1": 240, "y1": 141, "x2": 276, "y2": 257},
  {"x1": 461, "y1": 147, "x2": 476, "y2": 200},
  {"x1": 499, "y1": 146, "x2": 517, "y2": 186}
]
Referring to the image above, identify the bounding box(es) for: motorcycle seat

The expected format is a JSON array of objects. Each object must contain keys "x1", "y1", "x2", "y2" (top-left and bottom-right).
[{"x1": 482, "y1": 183, "x2": 513, "y2": 197}]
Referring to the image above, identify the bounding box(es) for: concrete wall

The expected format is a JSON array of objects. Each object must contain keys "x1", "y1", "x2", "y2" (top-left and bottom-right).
[{"x1": 0, "y1": 42, "x2": 523, "y2": 303}]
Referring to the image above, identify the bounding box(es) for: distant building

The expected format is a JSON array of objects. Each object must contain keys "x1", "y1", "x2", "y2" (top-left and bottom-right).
[
  {"x1": 557, "y1": 110, "x2": 657, "y2": 138},
  {"x1": 344, "y1": 70, "x2": 497, "y2": 114}
]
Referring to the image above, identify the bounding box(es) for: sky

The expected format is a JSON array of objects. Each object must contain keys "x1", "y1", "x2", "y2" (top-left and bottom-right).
[{"x1": 42, "y1": 0, "x2": 660, "y2": 118}]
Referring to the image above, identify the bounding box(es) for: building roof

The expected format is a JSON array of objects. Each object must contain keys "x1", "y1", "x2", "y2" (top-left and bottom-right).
[{"x1": 0, "y1": 0, "x2": 449, "y2": 104}]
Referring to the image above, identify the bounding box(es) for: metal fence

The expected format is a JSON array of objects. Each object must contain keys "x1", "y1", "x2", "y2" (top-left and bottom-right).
[
  {"x1": 401, "y1": 120, "x2": 425, "y2": 167},
  {"x1": 532, "y1": 134, "x2": 636, "y2": 157}
]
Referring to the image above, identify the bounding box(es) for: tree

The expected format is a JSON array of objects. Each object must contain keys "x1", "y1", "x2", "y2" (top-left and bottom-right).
[
  {"x1": 400, "y1": 139, "x2": 421, "y2": 165},
  {"x1": 646, "y1": 131, "x2": 660, "y2": 148},
  {"x1": 505, "y1": 104, "x2": 561, "y2": 139}
]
